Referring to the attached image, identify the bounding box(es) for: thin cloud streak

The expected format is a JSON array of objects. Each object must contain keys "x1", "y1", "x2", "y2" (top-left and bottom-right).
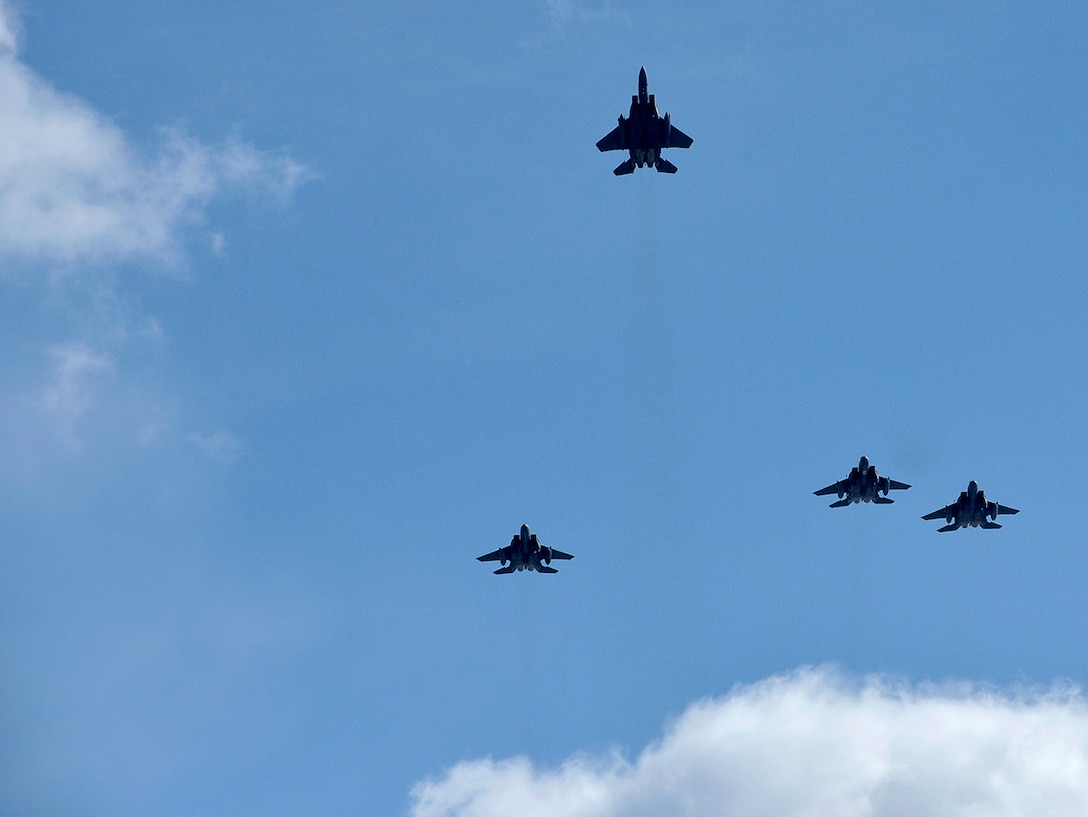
[
  {"x1": 545, "y1": 0, "x2": 631, "y2": 30},
  {"x1": 0, "y1": 0, "x2": 310, "y2": 268},
  {"x1": 39, "y1": 342, "x2": 114, "y2": 444},
  {"x1": 410, "y1": 667, "x2": 1088, "y2": 817},
  {"x1": 188, "y1": 430, "x2": 243, "y2": 464}
]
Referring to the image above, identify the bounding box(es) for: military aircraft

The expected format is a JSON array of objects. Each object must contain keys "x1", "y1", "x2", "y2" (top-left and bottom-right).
[
  {"x1": 596, "y1": 67, "x2": 693, "y2": 175},
  {"x1": 922, "y1": 481, "x2": 1019, "y2": 532},
  {"x1": 477, "y1": 524, "x2": 574, "y2": 574},
  {"x1": 813, "y1": 456, "x2": 911, "y2": 507}
]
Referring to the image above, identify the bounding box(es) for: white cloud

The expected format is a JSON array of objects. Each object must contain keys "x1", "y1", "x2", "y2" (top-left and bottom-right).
[
  {"x1": 39, "y1": 342, "x2": 114, "y2": 442},
  {"x1": 410, "y1": 667, "x2": 1088, "y2": 817},
  {"x1": 544, "y1": 0, "x2": 631, "y2": 31},
  {"x1": 188, "y1": 429, "x2": 243, "y2": 463},
  {"x1": 0, "y1": 0, "x2": 310, "y2": 268}
]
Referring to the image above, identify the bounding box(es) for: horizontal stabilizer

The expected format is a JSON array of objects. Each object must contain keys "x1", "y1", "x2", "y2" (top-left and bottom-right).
[
  {"x1": 981, "y1": 521, "x2": 1003, "y2": 529},
  {"x1": 492, "y1": 565, "x2": 516, "y2": 574},
  {"x1": 829, "y1": 498, "x2": 851, "y2": 508},
  {"x1": 613, "y1": 158, "x2": 636, "y2": 175},
  {"x1": 536, "y1": 565, "x2": 558, "y2": 574},
  {"x1": 937, "y1": 523, "x2": 959, "y2": 533},
  {"x1": 655, "y1": 157, "x2": 678, "y2": 173},
  {"x1": 873, "y1": 496, "x2": 894, "y2": 504}
]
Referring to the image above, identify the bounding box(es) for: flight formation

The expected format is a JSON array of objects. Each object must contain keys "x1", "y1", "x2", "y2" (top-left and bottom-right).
[
  {"x1": 481, "y1": 69, "x2": 1019, "y2": 575},
  {"x1": 814, "y1": 456, "x2": 1019, "y2": 532}
]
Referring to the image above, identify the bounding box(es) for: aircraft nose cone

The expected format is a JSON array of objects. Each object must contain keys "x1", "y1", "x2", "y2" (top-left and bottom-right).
[{"x1": 859, "y1": 456, "x2": 869, "y2": 470}]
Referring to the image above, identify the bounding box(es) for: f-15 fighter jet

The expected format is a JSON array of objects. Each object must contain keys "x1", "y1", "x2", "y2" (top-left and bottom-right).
[
  {"x1": 922, "y1": 481, "x2": 1019, "y2": 531},
  {"x1": 477, "y1": 524, "x2": 574, "y2": 574},
  {"x1": 813, "y1": 456, "x2": 911, "y2": 507},
  {"x1": 596, "y1": 67, "x2": 693, "y2": 175}
]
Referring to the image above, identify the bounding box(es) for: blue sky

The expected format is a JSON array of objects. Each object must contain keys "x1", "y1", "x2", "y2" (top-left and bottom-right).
[{"x1": 2, "y1": 2, "x2": 1087, "y2": 815}]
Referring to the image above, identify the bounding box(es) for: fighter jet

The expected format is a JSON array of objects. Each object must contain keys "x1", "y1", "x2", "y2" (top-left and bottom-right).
[
  {"x1": 477, "y1": 524, "x2": 574, "y2": 574},
  {"x1": 813, "y1": 456, "x2": 912, "y2": 507},
  {"x1": 596, "y1": 67, "x2": 693, "y2": 175},
  {"x1": 922, "y1": 481, "x2": 1019, "y2": 532}
]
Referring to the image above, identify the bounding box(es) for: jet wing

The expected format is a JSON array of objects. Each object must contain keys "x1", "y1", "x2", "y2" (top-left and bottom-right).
[
  {"x1": 477, "y1": 546, "x2": 510, "y2": 562},
  {"x1": 548, "y1": 548, "x2": 575, "y2": 561},
  {"x1": 661, "y1": 122, "x2": 693, "y2": 149},
  {"x1": 813, "y1": 480, "x2": 846, "y2": 497},
  {"x1": 887, "y1": 480, "x2": 912, "y2": 491},
  {"x1": 996, "y1": 504, "x2": 1020, "y2": 515},
  {"x1": 596, "y1": 123, "x2": 628, "y2": 152},
  {"x1": 922, "y1": 505, "x2": 954, "y2": 521}
]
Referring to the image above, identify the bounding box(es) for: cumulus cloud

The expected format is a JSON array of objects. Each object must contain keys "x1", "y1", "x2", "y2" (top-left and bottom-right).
[
  {"x1": 410, "y1": 667, "x2": 1088, "y2": 817},
  {"x1": 0, "y1": 1, "x2": 310, "y2": 267}
]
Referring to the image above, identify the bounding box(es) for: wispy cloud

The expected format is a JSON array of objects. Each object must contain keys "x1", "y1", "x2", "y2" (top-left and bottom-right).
[
  {"x1": 39, "y1": 342, "x2": 114, "y2": 444},
  {"x1": 0, "y1": 0, "x2": 312, "y2": 451},
  {"x1": 0, "y1": 1, "x2": 310, "y2": 268},
  {"x1": 410, "y1": 666, "x2": 1088, "y2": 817},
  {"x1": 188, "y1": 429, "x2": 243, "y2": 464},
  {"x1": 544, "y1": 0, "x2": 631, "y2": 30}
]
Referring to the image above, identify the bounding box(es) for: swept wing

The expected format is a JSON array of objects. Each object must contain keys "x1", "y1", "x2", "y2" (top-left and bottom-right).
[
  {"x1": 476, "y1": 546, "x2": 511, "y2": 563},
  {"x1": 662, "y1": 122, "x2": 693, "y2": 149},
  {"x1": 922, "y1": 505, "x2": 955, "y2": 521},
  {"x1": 596, "y1": 123, "x2": 628, "y2": 152},
  {"x1": 813, "y1": 480, "x2": 846, "y2": 497}
]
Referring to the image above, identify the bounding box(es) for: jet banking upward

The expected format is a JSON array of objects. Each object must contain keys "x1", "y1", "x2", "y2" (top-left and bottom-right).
[
  {"x1": 922, "y1": 481, "x2": 1019, "y2": 532},
  {"x1": 814, "y1": 457, "x2": 911, "y2": 507},
  {"x1": 477, "y1": 524, "x2": 574, "y2": 574},
  {"x1": 596, "y1": 67, "x2": 693, "y2": 175}
]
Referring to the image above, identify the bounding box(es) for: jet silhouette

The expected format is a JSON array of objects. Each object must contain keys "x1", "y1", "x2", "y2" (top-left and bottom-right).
[
  {"x1": 814, "y1": 456, "x2": 911, "y2": 507},
  {"x1": 477, "y1": 524, "x2": 574, "y2": 574},
  {"x1": 922, "y1": 481, "x2": 1019, "y2": 532},
  {"x1": 596, "y1": 67, "x2": 693, "y2": 175}
]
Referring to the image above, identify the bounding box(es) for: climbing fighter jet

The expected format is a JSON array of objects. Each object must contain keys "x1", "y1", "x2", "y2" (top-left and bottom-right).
[
  {"x1": 477, "y1": 524, "x2": 574, "y2": 574},
  {"x1": 922, "y1": 481, "x2": 1019, "y2": 532},
  {"x1": 813, "y1": 456, "x2": 912, "y2": 507},
  {"x1": 596, "y1": 67, "x2": 693, "y2": 175}
]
